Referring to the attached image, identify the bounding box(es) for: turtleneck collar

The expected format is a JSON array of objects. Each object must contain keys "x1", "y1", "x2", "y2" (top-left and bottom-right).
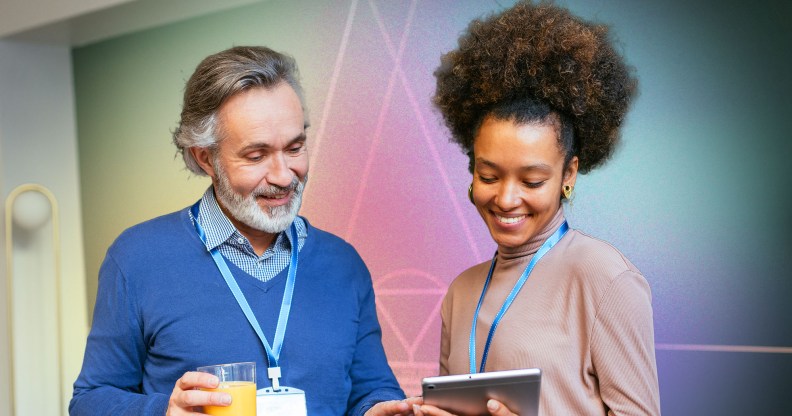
[{"x1": 497, "y1": 206, "x2": 566, "y2": 261}]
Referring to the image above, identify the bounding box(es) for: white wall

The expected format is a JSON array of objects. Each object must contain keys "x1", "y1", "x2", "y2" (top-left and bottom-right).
[
  {"x1": 2, "y1": 0, "x2": 268, "y2": 46},
  {"x1": 0, "y1": 0, "x2": 134, "y2": 39},
  {"x1": 0, "y1": 39, "x2": 88, "y2": 415}
]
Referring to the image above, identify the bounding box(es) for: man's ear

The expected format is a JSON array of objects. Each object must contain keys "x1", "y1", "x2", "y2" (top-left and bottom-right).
[{"x1": 190, "y1": 147, "x2": 216, "y2": 178}]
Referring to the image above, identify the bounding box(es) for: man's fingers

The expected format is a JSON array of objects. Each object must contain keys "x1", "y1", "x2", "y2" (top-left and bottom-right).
[
  {"x1": 206, "y1": 391, "x2": 233, "y2": 407},
  {"x1": 176, "y1": 371, "x2": 219, "y2": 390},
  {"x1": 383, "y1": 400, "x2": 410, "y2": 414},
  {"x1": 170, "y1": 371, "x2": 229, "y2": 411},
  {"x1": 365, "y1": 400, "x2": 411, "y2": 416},
  {"x1": 175, "y1": 388, "x2": 232, "y2": 407},
  {"x1": 417, "y1": 404, "x2": 456, "y2": 416},
  {"x1": 405, "y1": 396, "x2": 423, "y2": 406}
]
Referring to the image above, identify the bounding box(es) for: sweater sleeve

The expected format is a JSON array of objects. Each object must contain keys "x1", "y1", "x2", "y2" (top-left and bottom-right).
[
  {"x1": 69, "y1": 252, "x2": 169, "y2": 415},
  {"x1": 345, "y1": 268, "x2": 405, "y2": 416},
  {"x1": 590, "y1": 270, "x2": 661, "y2": 416}
]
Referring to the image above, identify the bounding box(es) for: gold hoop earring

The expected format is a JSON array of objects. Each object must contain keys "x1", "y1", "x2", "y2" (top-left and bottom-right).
[
  {"x1": 562, "y1": 184, "x2": 574, "y2": 200},
  {"x1": 468, "y1": 184, "x2": 474, "y2": 204}
]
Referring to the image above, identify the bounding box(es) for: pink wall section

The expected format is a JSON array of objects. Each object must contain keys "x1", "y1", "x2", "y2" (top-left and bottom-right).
[{"x1": 297, "y1": 1, "x2": 495, "y2": 395}]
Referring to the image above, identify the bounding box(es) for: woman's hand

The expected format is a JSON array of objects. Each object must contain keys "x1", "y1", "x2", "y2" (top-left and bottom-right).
[
  {"x1": 415, "y1": 399, "x2": 517, "y2": 416},
  {"x1": 166, "y1": 371, "x2": 231, "y2": 415}
]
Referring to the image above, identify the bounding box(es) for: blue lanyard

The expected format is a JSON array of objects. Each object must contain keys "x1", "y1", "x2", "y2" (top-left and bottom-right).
[
  {"x1": 469, "y1": 221, "x2": 569, "y2": 374},
  {"x1": 191, "y1": 202, "x2": 297, "y2": 390}
]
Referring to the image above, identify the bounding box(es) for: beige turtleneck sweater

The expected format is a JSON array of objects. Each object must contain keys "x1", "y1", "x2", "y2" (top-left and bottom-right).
[{"x1": 440, "y1": 208, "x2": 660, "y2": 415}]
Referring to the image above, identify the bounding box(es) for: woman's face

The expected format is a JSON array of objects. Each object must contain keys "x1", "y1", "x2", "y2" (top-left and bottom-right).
[{"x1": 471, "y1": 116, "x2": 578, "y2": 249}]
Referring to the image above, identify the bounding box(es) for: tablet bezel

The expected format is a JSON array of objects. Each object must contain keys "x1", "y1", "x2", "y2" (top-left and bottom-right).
[{"x1": 421, "y1": 368, "x2": 541, "y2": 416}]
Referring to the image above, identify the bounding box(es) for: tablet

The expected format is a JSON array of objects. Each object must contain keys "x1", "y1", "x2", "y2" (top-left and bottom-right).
[{"x1": 421, "y1": 368, "x2": 541, "y2": 416}]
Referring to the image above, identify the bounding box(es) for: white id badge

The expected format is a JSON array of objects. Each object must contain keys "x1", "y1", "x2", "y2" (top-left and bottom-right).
[{"x1": 256, "y1": 386, "x2": 307, "y2": 416}]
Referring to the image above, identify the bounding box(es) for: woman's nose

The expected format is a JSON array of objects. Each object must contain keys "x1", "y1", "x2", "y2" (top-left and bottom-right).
[{"x1": 494, "y1": 181, "x2": 521, "y2": 211}]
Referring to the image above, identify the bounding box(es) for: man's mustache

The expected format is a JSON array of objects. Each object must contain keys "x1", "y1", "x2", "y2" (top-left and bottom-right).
[{"x1": 252, "y1": 177, "x2": 301, "y2": 198}]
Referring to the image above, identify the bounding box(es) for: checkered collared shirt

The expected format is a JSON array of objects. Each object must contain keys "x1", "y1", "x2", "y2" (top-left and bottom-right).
[{"x1": 190, "y1": 187, "x2": 307, "y2": 282}]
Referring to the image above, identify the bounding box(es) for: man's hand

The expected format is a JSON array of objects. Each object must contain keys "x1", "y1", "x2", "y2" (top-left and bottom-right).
[
  {"x1": 166, "y1": 371, "x2": 232, "y2": 415},
  {"x1": 365, "y1": 397, "x2": 424, "y2": 416},
  {"x1": 415, "y1": 399, "x2": 518, "y2": 416}
]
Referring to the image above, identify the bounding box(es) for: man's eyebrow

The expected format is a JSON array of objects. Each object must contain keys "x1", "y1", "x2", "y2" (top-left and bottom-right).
[{"x1": 238, "y1": 133, "x2": 307, "y2": 153}]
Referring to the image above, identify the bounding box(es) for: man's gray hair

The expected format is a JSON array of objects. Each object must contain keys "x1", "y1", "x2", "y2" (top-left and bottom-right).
[{"x1": 173, "y1": 46, "x2": 307, "y2": 175}]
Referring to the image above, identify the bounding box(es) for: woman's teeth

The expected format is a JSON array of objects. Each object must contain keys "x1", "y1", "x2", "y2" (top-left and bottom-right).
[{"x1": 495, "y1": 214, "x2": 525, "y2": 224}]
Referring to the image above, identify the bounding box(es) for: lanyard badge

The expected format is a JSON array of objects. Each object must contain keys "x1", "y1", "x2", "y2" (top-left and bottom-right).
[
  {"x1": 257, "y1": 386, "x2": 307, "y2": 416},
  {"x1": 469, "y1": 221, "x2": 569, "y2": 373}
]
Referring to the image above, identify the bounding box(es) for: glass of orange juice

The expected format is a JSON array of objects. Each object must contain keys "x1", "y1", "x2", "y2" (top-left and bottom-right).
[{"x1": 197, "y1": 362, "x2": 256, "y2": 416}]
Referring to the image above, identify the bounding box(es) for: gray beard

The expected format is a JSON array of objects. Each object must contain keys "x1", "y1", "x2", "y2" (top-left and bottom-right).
[{"x1": 213, "y1": 161, "x2": 305, "y2": 234}]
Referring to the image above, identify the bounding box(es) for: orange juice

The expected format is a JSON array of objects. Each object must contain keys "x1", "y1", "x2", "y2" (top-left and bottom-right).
[{"x1": 200, "y1": 381, "x2": 256, "y2": 416}]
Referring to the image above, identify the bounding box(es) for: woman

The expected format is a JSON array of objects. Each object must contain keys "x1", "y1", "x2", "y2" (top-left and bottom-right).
[{"x1": 417, "y1": 2, "x2": 660, "y2": 415}]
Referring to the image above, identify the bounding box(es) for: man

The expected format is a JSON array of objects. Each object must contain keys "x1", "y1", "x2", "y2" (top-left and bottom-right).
[{"x1": 70, "y1": 46, "x2": 414, "y2": 415}]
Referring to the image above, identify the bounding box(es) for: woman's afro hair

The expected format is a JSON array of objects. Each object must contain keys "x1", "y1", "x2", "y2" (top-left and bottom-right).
[{"x1": 433, "y1": 0, "x2": 638, "y2": 173}]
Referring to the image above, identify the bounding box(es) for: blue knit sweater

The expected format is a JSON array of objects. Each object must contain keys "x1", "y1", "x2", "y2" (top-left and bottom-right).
[{"x1": 70, "y1": 208, "x2": 404, "y2": 415}]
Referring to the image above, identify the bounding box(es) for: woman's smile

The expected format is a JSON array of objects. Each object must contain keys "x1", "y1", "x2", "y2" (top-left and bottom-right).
[{"x1": 492, "y1": 212, "x2": 528, "y2": 226}]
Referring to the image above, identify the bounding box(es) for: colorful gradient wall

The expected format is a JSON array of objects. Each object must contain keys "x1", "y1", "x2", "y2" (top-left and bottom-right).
[{"x1": 73, "y1": 0, "x2": 792, "y2": 413}]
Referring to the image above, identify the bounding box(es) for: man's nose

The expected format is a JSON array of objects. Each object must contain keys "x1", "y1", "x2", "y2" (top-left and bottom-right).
[{"x1": 266, "y1": 152, "x2": 295, "y2": 188}]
